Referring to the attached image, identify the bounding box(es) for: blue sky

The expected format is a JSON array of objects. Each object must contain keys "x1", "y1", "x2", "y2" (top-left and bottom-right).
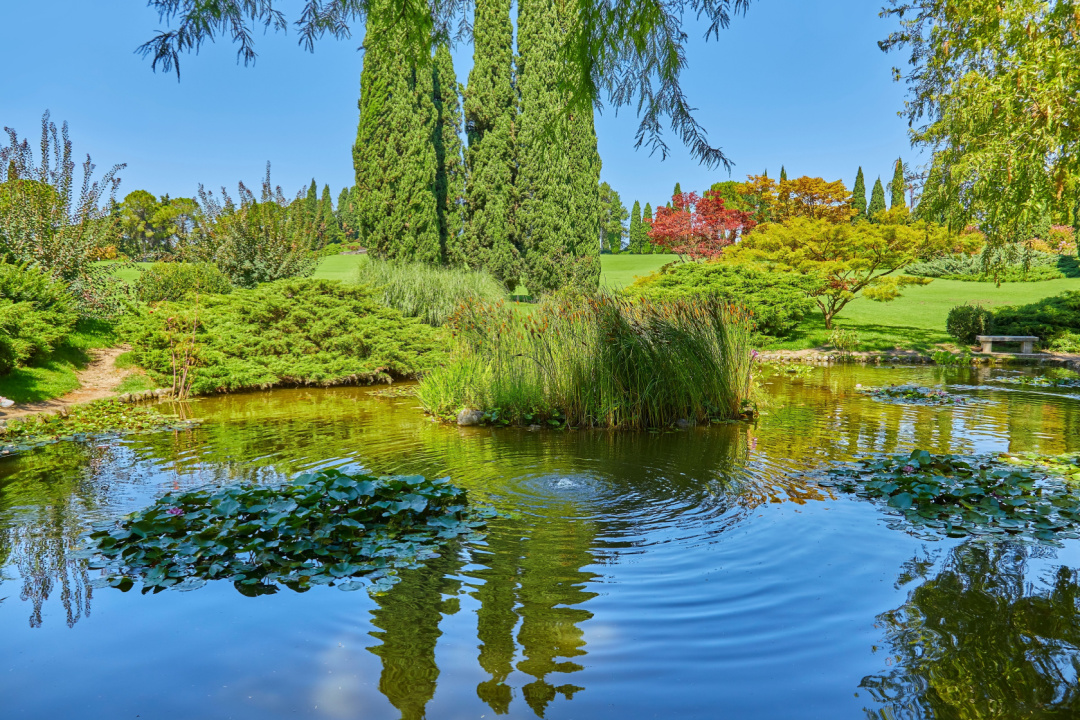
[{"x1": 2, "y1": 1, "x2": 918, "y2": 210}]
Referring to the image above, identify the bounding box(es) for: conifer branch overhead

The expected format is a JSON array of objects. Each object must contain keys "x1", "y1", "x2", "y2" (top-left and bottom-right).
[{"x1": 140, "y1": 0, "x2": 752, "y2": 168}]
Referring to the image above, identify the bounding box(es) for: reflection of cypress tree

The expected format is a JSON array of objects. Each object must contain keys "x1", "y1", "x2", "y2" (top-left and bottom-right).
[
  {"x1": 471, "y1": 523, "x2": 524, "y2": 714},
  {"x1": 367, "y1": 548, "x2": 463, "y2": 720},
  {"x1": 514, "y1": 508, "x2": 597, "y2": 716}
]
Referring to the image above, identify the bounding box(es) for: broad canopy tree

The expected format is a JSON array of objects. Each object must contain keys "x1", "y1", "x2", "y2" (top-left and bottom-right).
[
  {"x1": 647, "y1": 190, "x2": 755, "y2": 260},
  {"x1": 730, "y1": 210, "x2": 950, "y2": 328}
]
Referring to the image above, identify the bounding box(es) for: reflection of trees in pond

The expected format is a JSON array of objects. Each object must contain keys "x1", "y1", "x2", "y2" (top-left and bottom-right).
[
  {"x1": 468, "y1": 512, "x2": 598, "y2": 718},
  {"x1": 0, "y1": 443, "x2": 111, "y2": 628},
  {"x1": 862, "y1": 542, "x2": 1080, "y2": 718},
  {"x1": 366, "y1": 546, "x2": 463, "y2": 720}
]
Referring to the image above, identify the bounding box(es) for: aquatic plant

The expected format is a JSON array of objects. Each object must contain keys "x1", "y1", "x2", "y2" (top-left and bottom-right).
[
  {"x1": 930, "y1": 348, "x2": 973, "y2": 366},
  {"x1": 355, "y1": 259, "x2": 505, "y2": 326},
  {"x1": 816, "y1": 450, "x2": 1080, "y2": 542},
  {"x1": 0, "y1": 399, "x2": 195, "y2": 455},
  {"x1": 991, "y1": 374, "x2": 1080, "y2": 388},
  {"x1": 417, "y1": 293, "x2": 755, "y2": 428},
  {"x1": 86, "y1": 469, "x2": 494, "y2": 595},
  {"x1": 762, "y1": 360, "x2": 813, "y2": 377},
  {"x1": 1003, "y1": 451, "x2": 1080, "y2": 480},
  {"x1": 858, "y1": 383, "x2": 973, "y2": 405}
]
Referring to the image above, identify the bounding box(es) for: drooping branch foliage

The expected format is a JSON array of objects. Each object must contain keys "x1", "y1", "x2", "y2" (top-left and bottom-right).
[
  {"x1": 880, "y1": 0, "x2": 1080, "y2": 245},
  {"x1": 139, "y1": 0, "x2": 753, "y2": 168}
]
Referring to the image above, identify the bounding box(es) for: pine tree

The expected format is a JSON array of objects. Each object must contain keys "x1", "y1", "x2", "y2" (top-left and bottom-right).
[
  {"x1": 463, "y1": 0, "x2": 519, "y2": 288},
  {"x1": 433, "y1": 43, "x2": 467, "y2": 264},
  {"x1": 353, "y1": 0, "x2": 441, "y2": 263},
  {"x1": 851, "y1": 167, "x2": 867, "y2": 221},
  {"x1": 643, "y1": 202, "x2": 655, "y2": 253},
  {"x1": 890, "y1": 157, "x2": 906, "y2": 209},
  {"x1": 628, "y1": 200, "x2": 643, "y2": 253},
  {"x1": 320, "y1": 184, "x2": 344, "y2": 244},
  {"x1": 868, "y1": 177, "x2": 887, "y2": 220}
]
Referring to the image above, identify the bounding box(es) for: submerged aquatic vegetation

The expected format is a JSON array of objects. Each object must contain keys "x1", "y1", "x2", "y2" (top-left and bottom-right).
[
  {"x1": 816, "y1": 450, "x2": 1080, "y2": 543},
  {"x1": 991, "y1": 374, "x2": 1080, "y2": 388},
  {"x1": 417, "y1": 293, "x2": 755, "y2": 429},
  {"x1": 1003, "y1": 452, "x2": 1080, "y2": 480},
  {"x1": 86, "y1": 469, "x2": 495, "y2": 595},
  {"x1": 0, "y1": 399, "x2": 196, "y2": 455},
  {"x1": 857, "y1": 383, "x2": 974, "y2": 406}
]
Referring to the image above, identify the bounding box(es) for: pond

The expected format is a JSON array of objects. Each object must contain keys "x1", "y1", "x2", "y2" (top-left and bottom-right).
[{"x1": 2, "y1": 364, "x2": 1079, "y2": 719}]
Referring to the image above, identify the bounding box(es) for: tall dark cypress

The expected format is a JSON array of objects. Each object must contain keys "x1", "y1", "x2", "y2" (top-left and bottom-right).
[
  {"x1": 890, "y1": 157, "x2": 906, "y2": 209},
  {"x1": 463, "y1": 0, "x2": 520, "y2": 288},
  {"x1": 629, "y1": 200, "x2": 643, "y2": 254},
  {"x1": 353, "y1": 0, "x2": 441, "y2": 262},
  {"x1": 433, "y1": 43, "x2": 467, "y2": 264},
  {"x1": 517, "y1": 0, "x2": 600, "y2": 292},
  {"x1": 868, "y1": 177, "x2": 887, "y2": 220},
  {"x1": 779, "y1": 166, "x2": 787, "y2": 182},
  {"x1": 305, "y1": 179, "x2": 319, "y2": 221},
  {"x1": 319, "y1": 184, "x2": 343, "y2": 244},
  {"x1": 852, "y1": 167, "x2": 867, "y2": 221},
  {"x1": 643, "y1": 203, "x2": 655, "y2": 253}
]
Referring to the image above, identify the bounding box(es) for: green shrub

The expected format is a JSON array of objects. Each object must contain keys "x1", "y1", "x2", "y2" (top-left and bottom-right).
[
  {"x1": 123, "y1": 278, "x2": 447, "y2": 395},
  {"x1": 908, "y1": 250, "x2": 1080, "y2": 282},
  {"x1": 988, "y1": 291, "x2": 1080, "y2": 353},
  {"x1": 134, "y1": 262, "x2": 233, "y2": 303},
  {"x1": 946, "y1": 303, "x2": 992, "y2": 344},
  {"x1": 417, "y1": 293, "x2": 755, "y2": 428},
  {"x1": 0, "y1": 263, "x2": 78, "y2": 373},
  {"x1": 355, "y1": 259, "x2": 506, "y2": 326},
  {"x1": 622, "y1": 260, "x2": 818, "y2": 340}
]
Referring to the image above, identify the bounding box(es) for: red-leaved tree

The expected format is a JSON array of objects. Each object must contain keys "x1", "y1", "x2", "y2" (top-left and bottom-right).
[{"x1": 647, "y1": 191, "x2": 756, "y2": 260}]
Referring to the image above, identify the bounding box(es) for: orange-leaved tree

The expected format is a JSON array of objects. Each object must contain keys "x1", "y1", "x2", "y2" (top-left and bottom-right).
[
  {"x1": 646, "y1": 191, "x2": 755, "y2": 260},
  {"x1": 730, "y1": 208, "x2": 952, "y2": 328},
  {"x1": 736, "y1": 175, "x2": 853, "y2": 225}
]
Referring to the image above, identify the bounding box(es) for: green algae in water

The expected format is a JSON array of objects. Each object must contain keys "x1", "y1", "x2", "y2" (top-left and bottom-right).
[
  {"x1": 85, "y1": 468, "x2": 495, "y2": 596},
  {"x1": 857, "y1": 383, "x2": 977, "y2": 406},
  {"x1": 816, "y1": 450, "x2": 1080, "y2": 543}
]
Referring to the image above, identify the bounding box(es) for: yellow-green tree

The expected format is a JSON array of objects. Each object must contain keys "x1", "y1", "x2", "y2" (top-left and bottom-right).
[{"x1": 733, "y1": 209, "x2": 950, "y2": 328}]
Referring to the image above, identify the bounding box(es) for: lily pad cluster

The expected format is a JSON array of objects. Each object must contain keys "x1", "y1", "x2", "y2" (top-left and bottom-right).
[
  {"x1": 992, "y1": 375, "x2": 1080, "y2": 388},
  {"x1": 1003, "y1": 452, "x2": 1080, "y2": 481},
  {"x1": 857, "y1": 384, "x2": 974, "y2": 406},
  {"x1": 815, "y1": 450, "x2": 1080, "y2": 543},
  {"x1": 86, "y1": 469, "x2": 495, "y2": 595},
  {"x1": 1, "y1": 399, "x2": 197, "y2": 456}
]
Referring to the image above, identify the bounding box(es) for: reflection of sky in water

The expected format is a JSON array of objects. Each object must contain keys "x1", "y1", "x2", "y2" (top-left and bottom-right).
[{"x1": 0, "y1": 364, "x2": 1078, "y2": 718}]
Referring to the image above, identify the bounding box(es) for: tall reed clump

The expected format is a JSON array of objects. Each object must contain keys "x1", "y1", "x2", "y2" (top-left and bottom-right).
[
  {"x1": 355, "y1": 259, "x2": 505, "y2": 326},
  {"x1": 417, "y1": 293, "x2": 755, "y2": 428}
]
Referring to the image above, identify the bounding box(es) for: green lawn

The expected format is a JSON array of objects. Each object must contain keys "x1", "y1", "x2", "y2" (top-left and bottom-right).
[
  {"x1": 767, "y1": 277, "x2": 1080, "y2": 352},
  {"x1": 313, "y1": 253, "x2": 368, "y2": 282},
  {"x1": 599, "y1": 253, "x2": 679, "y2": 289}
]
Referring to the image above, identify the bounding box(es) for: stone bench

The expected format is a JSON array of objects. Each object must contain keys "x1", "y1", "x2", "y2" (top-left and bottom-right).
[{"x1": 976, "y1": 335, "x2": 1039, "y2": 354}]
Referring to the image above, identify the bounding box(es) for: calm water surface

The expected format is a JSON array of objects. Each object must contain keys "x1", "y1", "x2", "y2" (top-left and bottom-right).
[{"x1": 2, "y1": 365, "x2": 1079, "y2": 719}]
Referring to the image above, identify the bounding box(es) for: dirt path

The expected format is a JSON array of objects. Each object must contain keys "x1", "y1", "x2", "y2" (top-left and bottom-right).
[{"x1": 1, "y1": 346, "x2": 133, "y2": 420}]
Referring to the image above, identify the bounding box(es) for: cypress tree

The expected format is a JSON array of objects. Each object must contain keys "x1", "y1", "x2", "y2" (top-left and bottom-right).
[
  {"x1": 320, "y1": 184, "x2": 344, "y2": 244},
  {"x1": 890, "y1": 157, "x2": 906, "y2": 209},
  {"x1": 643, "y1": 202, "x2": 655, "y2": 253},
  {"x1": 463, "y1": 0, "x2": 519, "y2": 288},
  {"x1": 670, "y1": 182, "x2": 682, "y2": 208},
  {"x1": 780, "y1": 166, "x2": 787, "y2": 182},
  {"x1": 851, "y1": 167, "x2": 867, "y2": 221},
  {"x1": 868, "y1": 177, "x2": 887, "y2": 220},
  {"x1": 433, "y1": 43, "x2": 467, "y2": 264},
  {"x1": 629, "y1": 200, "x2": 643, "y2": 253},
  {"x1": 353, "y1": 0, "x2": 441, "y2": 263},
  {"x1": 305, "y1": 179, "x2": 319, "y2": 221}
]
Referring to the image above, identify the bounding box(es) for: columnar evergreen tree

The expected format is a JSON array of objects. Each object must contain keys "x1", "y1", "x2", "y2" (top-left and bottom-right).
[
  {"x1": 852, "y1": 167, "x2": 867, "y2": 221},
  {"x1": 669, "y1": 182, "x2": 681, "y2": 208},
  {"x1": 868, "y1": 177, "x2": 887, "y2": 220},
  {"x1": 432, "y1": 43, "x2": 467, "y2": 262},
  {"x1": 643, "y1": 202, "x2": 655, "y2": 253},
  {"x1": 779, "y1": 166, "x2": 787, "y2": 182},
  {"x1": 319, "y1": 184, "x2": 343, "y2": 244},
  {"x1": 628, "y1": 200, "x2": 643, "y2": 253},
  {"x1": 462, "y1": 0, "x2": 519, "y2": 288},
  {"x1": 597, "y1": 182, "x2": 628, "y2": 254},
  {"x1": 353, "y1": 0, "x2": 441, "y2": 263},
  {"x1": 890, "y1": 157, "x2": 906, "y2": 209},
  {"x1": 304, "y1": 179, "x2": 319, "y2": 222}
]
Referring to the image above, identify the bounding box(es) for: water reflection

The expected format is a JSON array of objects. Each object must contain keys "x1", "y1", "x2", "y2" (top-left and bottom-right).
[{"x1": 862, "y1": 542, "x2": 1080, "y2": 718}]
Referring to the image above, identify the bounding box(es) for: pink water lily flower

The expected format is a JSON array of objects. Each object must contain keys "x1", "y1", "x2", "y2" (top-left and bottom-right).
[
  {"x1": 902, "y1": 465, "x2": 916, "y2": 474},
  {"x1": 166, "y1": 507, "x2": 184, "y2": 516}
]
